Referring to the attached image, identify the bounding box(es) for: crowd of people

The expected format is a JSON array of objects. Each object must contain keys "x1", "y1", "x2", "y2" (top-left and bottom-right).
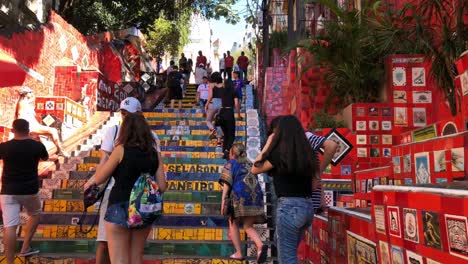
[{"x1": 1, "y1": 64, "x2": 337, "y2": 264}]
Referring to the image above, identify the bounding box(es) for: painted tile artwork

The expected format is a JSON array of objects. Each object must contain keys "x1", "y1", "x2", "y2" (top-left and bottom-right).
[
  {"x1": 422, "y1": 211, "x2": 442, "y2": 250},
  {"x1": 412, "y1": 67, "x2": 426, "y2": 86},
  {"x1": 415, "y1": 152, "x2": 431, "y2": 184},
  {"x1": 394, "y1": 107, "x2": 408, "y2": 126},
  {"x1": 347, "y1": 231, "x2": 378, "y2": 264},
  {"x1": 445, "y1": 214, "x2": 468, "y2": 260},
  {"x1": 374, "y1": 205, "x2": 386, "y2": 234},
  {"x1": 393, "y1": 157, "x2": 401, "y2": 174},
  {"x1": 388, "y1": 206, "x2": 402, "y2": 238},
  {"x1": 403, "y1": 208, "x2": 420, "y2": 243},
  {"x1": 433, "y1": 150, "x2": 447, "y2": 172},
  {"x1": 412, "y1": 91, "x2": 432, "y2": 103},
  {"x1": 403, "y1": 154, "x2": 411, "y2": 173},
  {"x1": 391, "y1": 245, "x2": 404, "y2": 264},
  {"x1": 392, "y1": 67, "x2": 407, "y2": 86},
  {"x1": 379, "y1": 240, "x2": 391, "y2": 264},
  {"x1": 393, "y1": 91, "x2": 407, "y2": 103},
  {"x1": 413, "y1": 108, "x2": 427, "y2": 127},
  {"x1": 406, "y1": 250, "x2": 424, "y2": 264},
  {"x1": 451, "y1": 147, "x2": 465, "y2": 172}
]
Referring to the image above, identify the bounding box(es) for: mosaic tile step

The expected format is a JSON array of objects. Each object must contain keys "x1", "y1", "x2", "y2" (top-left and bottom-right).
[
  {"x1": 167, "y1": 180, "x2": 222, "y2": 191},
  {"x1": 17, "y1": 241, "x2": 243, "y2": 257},
  {"x1": 146, "y1": 120, "x2": 246, "y2": 126},
  {"x1": 161, "y1": 152, "x2": 225, "y2": 159},
  {"x1": 160, "y1": 146, "x2": 227, "y2": 153},
  {"x1": 151, "y1": 125, "x2": 246, "y2": 131},
  {"x1": 158, "y1": 140, "x2": 244, "y2": 147},
  {"x1": 157, "y1": 135, "x2": 246, "y2": 141},
  {"x1": 165, "y1": 172, "x2": 221, "y2": 181},
  {"x1": 164, "y1": 164, "x2": 222, "y2": 173},
  {"x1": 163, "y1": 158, "x2": 226, "y2": 164},
  {"x1": 143, "y1": 113, "x2": 247, "y2": 119},
  {"x1": 152, "y1": 130, "x2": 246, "y2": 137},
  {"x1": 1, "y1": 256, "x2": 250, "y2": 264},
  {"x1": 144, "y1": 109, "x2": 246, "y2": 114}
]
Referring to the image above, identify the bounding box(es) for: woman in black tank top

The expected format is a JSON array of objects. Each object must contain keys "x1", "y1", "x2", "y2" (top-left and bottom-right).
[{"x1": 84, "y1": 113, "x2": 167, "y2": 264}]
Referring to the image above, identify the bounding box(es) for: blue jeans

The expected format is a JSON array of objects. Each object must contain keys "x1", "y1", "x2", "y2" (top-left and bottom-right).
[{"x1": 276, "y1": 197, "x2": 314, "y2": 264}]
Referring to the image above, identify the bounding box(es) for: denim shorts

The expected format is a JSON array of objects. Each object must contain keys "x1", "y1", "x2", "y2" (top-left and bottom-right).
[{"x1": 104, "y1": 202, "x2": 153, "y2": 229}]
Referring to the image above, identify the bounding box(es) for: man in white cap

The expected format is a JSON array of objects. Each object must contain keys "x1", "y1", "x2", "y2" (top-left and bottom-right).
[
  {"x1": 88, "y1": 97, "x2": 163, "y2": 264},
  {"x1": 15, "y1": 87, "x2": 68, "y2": 156}
]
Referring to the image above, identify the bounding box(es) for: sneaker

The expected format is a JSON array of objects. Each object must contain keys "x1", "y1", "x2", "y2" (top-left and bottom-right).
[
  {"x1": 57, "y1": 149, "x2": 70, "y2": 158},
  {"x1": 18, "y1": 247, "x2": 40, "y2": 257},
  {"x1": 209, "y1": 129, "x2": 217, "y2": 140}
]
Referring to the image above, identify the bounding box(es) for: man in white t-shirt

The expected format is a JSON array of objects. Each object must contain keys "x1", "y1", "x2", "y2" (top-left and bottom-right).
[
  {"x1": 195, "y1": 64, "x2": 207, "y2": 85},
  {"x1": 196, "y1": 76, "x2": 210, "y2": 109},
  {"x1": 91, "y1": 97, "x2": 163, "y2": 264},
  {"x1": 219, "y1": 53, "x2": 226, "y2": 79}
]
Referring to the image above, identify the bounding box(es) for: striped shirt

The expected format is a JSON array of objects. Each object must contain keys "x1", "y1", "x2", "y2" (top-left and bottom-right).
[{"x1": 305, "y1": 132, "x2": 326, "y2": 209}]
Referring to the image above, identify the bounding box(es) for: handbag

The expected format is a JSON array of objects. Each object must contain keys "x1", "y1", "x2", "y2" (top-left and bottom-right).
[{"x1": 78, "y1": 175, "x2": 110, "y2": 234}]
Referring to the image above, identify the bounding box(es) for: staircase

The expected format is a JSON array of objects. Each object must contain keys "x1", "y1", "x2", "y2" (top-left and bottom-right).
[{"x1": 0, "y1": 85, "x2": 273, "y2": 263}]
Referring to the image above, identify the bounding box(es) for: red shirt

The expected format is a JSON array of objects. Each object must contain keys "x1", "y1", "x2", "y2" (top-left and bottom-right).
[
  {"x1": 225, "y1": 56, "x2": 234, "y2": 68},
  {"x1": 237, "y1": 55, "x2": 249, "y2": 70},
  {"x1": 196, "y1": 56, "x2": 207, "y2": 68}
]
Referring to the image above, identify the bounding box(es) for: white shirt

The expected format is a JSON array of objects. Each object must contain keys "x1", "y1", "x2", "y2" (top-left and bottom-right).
[
  {"x1": 101, "y1": 125, "x2": 161, "y2": 188},
  {"x1": 195, "y1": 67, "x2": 207, "y2": 85},
  {"x1": 219, "y1": 58, "x2": 225, "y2": 70},
  {"x1": 197, "y1": 83, "x2": 210, "y2": 100}
]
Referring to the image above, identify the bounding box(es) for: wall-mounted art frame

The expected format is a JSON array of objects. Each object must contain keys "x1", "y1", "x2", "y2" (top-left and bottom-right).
[{"x1": 319, "y1": 129, "x2": 353, "y2": 166}]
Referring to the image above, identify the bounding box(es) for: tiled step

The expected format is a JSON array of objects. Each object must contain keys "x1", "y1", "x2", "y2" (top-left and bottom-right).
[
  {"x1": 153, "y1": 130, "x2": 247, "y2": 137},
  {"x1": 146, "y1": 119, "x2": 247, "y2": 126},
  {"x1": 158, "y1": 135, "x2": 246, "y2": 141}
]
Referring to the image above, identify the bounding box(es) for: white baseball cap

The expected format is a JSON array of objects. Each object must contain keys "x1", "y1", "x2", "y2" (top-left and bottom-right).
[
  {"x1": 119, "y1": 97, "x2": 142, "y2": 113},
  {"x1": 19, "y1": 86, "x2": 33, "y2": 95}
]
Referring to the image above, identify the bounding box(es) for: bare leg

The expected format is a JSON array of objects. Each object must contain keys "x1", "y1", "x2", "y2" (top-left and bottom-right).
[
  {"x1": 244, "y1": 217, "x2": 263, "y2": 250},
  {"x1": 19, "y1": 215, "x2": 39, "y2": 253},
  {"x1": 3, "y1": 226, "x2": 17, "y2": 264},
  {"x1": 170, "y1": 99, "x2": 175, "y2": 109},
  {"x1": 229, "y1": 218, "x2": 243, "y2": 258},
  {"x1": 106, "y1": 222, "x2": 131, "y2": 264},
  {"x1": 96, "y1": 242, "x2": 111, "y2": 264},
  {"x1": 130, "y1": 227, "x2": 151, "y2": 263},
  {"x1": 178, "y1": 100, "x2": 182, "y2": 109},
  {"x1": 32, "y1": 125, "x2": 63, "y2": 153}
]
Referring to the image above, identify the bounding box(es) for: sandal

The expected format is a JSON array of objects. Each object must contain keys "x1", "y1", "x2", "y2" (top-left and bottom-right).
[
  {"x1": 229, "y1": 253, "x2": 245, "y2": 261},
  {"x1": 257, "y1": 245, "x2": 268, "y2": 263},
  {"x1": 18, "y1": 247, "x2": 40, "y2": 257}
]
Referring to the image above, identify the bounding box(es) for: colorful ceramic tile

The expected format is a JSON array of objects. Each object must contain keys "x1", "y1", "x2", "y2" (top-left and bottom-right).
[
  {"x1": 422, "y1": 211, "x2": 442, "y2": 250},
  {"x1": 393, "y1": 157, "x2": 401, "y2": 174},
  {"x1": 347, "y1": 231, "x2": 378, "y2": 264},
  {"x1": 356, "y1": 121, "x2": 367, "y2": 131},
  {"x1": 461, "y1": 70, "x2": 468, "y2": 95},
  {"x1": 358, "y1": 148, "x2": 368, "y2": 158},
  {"x1": 415, "y1": 152, "x2": 431, "y2": 184},
  {"x1": 393, "y1": 67, "x2": 406, "y2": 86},
  {"x1": 394, "y1": 107, "x2": 408, "y2": 126},
  {"x1": 383, "y1": 148, "x2": 391, "y2": 158},
  {"x1": 433, "y1": 150, "x2": 446, "y2": 172},
  {"x1": 369, "y1": 107, "x2": 379, "y2": 116},
  {"x1": 370, "y1": 148, "x2": 380, "y2": 158},
  {"x1": 388, "y1": 206, "x2": 402, "y2": 238},
  {"x1": 382, "y1": 121, "x2": 392, "y2": 131},
  {"x1": 341, "y1": 165, "x2": 351, "y2": 175},
  {"x1": 403, "y1": 154, "x2": 411, "y2": 173},
  {"x1": 413, "y1": 108, "x2": 427, "y2": 127},
  {"x1": 406, "y1": 250, "x2": 423, "y2": 264},
  {"x1": 356, "y1": 107, "x2": 366, "y2": 117},
  {"x1": 391, "y1": 245, "x2": 404, "y2": 264},
  {"x1": 374, "y1": 205, "x2": 386, "y2": 234},
  {"x1": 382, "y1": 135, "x2": 392, "y2": 145},
  {"x1": 426, "y1": 258, "x2": 442, "y2": 264},
  {"x1": 403, "y1": 208, "x2": 420, "y2": 243},
  {"x1": 382, "y1": 107, "x2": 392, "y2": 117},
  {"x1": 357, "y1": 135, "x2": 367, "y2": 145},
  {"x1": 370, "y1": 135, "x2": 380, "y2": 145},
  {"x1": 379, "y1": 241, "x2": 391, "y2": 264},
  {"x1": 412, "y1": 91, "x2": 432, "y2": 103},
  {"x1": 369, "y1": 120, "x2": 379, "y2": 131},
  {"x1": 445, "y1": 214, "x2": 468, "y2": 260},
  {"x1": 393, "y1": 90, "x2": 407, "y2": 103},
  {"x1": 412, "y1": 67, "x2": 426, "y2": 86},
  {"x1": 451, "y1": 147, "x2": 464, "y2": 172}
]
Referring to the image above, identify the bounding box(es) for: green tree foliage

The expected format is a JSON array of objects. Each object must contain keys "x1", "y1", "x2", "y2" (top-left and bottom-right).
[
  {"x1": 54, "y1": 0, "x2": 240, "y2": 35},
  {"x1": 145, "y1": 12, "x2": 191, "y2": 57}
]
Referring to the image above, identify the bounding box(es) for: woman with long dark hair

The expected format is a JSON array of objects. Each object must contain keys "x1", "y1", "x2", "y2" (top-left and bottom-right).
[
  {"x1": 251, "y1": 115, "x2": 319, "y2": 264},
  {"x1": 84, "y1": 113, "x2": 166, "y2": 264},
  {"x1": 205, "y1": 72, "x2": 224, "y2": 147},
  {"x1": 219, "y1": 143, "x2": 267, "y2": 262}
]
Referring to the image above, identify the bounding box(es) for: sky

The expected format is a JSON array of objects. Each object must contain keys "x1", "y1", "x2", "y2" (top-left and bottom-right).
[{"x1": 209, "y1": 1, "x2": 249, "y2": 54}]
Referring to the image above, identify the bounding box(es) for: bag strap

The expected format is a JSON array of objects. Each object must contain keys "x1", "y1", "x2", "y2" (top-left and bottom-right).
[{"x1": 113, "y1": 125, "x2": 118, "y2": 144}]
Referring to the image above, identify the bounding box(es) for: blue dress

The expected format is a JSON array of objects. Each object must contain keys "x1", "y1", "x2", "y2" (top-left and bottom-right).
[{"x1": 219, "y1": 159, "x2": 266, "y2": 223}]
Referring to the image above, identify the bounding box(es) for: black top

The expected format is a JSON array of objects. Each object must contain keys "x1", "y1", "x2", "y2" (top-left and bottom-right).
[
  {"x1": 221, "y1": 86, "x2": 237, "y2": 108},
  {"x1": 213, "y1": 87, "x2": 222, "y2": 99},
  {"x1": 0, "y1": 139, "x2": 49, "y2": 195},
  {"x1": 266, "y1": 148, "x2": 313, "y2": 198},
  {"x1": 108, "y1": 147, "x2": 159, "y2": 205}
]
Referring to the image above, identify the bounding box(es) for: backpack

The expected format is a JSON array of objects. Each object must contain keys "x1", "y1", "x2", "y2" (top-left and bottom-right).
[{"x1": 127, "y1": 173, "x2": 163, "y2": 228}]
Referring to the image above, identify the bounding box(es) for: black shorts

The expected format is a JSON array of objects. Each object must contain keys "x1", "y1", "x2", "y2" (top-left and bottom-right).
[{"x1": 169, "y1": 85, "x2": 183, "y2": 100}]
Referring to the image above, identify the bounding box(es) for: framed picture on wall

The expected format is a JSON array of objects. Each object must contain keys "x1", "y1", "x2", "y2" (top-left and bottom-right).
[{"x1": 319, "y1": 129, "x2": 353, "y2": 166}]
